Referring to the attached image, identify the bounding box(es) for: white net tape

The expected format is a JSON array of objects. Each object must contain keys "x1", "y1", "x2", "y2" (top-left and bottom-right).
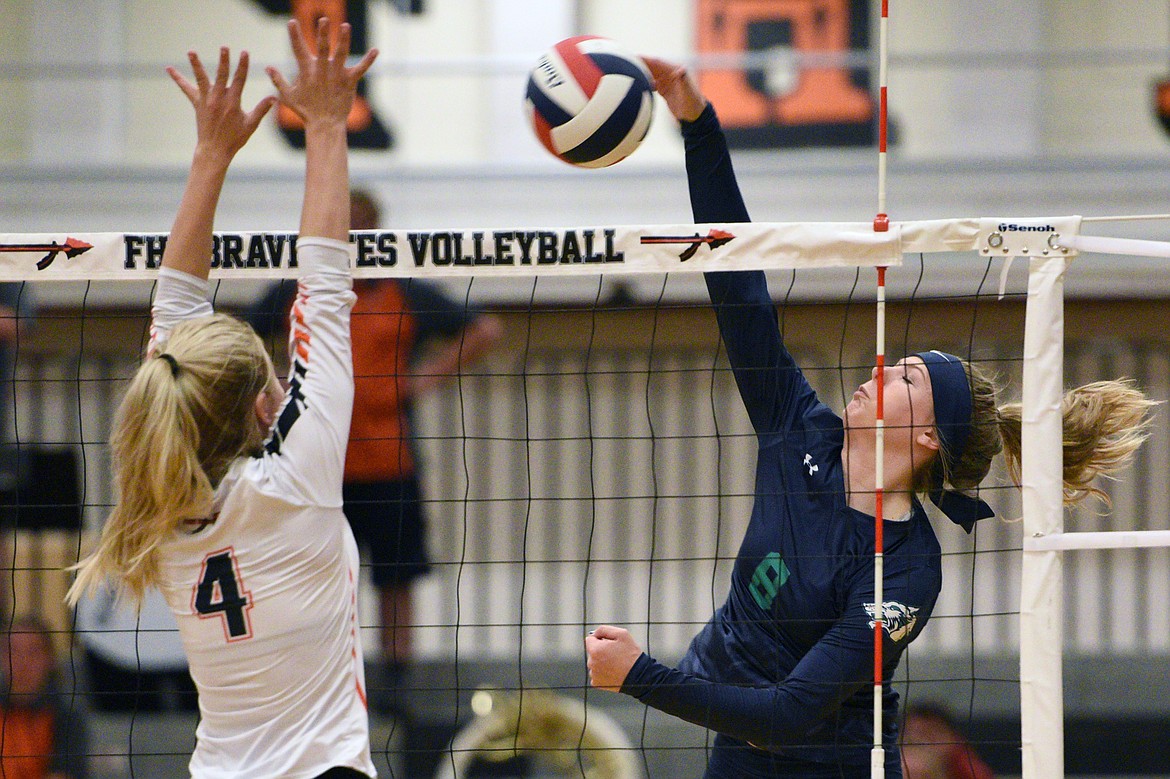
[{"x1": 0, "y1": 214, "x2": 1128, "y2": 282}]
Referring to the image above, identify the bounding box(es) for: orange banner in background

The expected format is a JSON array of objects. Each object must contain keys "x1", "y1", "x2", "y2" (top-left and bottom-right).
[
  {"x1": 697, "y1": 0, "x2": 875, "y2": 148},
  {"x1": 249, "y1": 0, "x2": 399, "y2": 149}
]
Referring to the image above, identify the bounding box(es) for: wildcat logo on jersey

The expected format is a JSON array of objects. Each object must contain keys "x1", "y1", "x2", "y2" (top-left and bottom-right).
[{"x1": 864, "y1": 601, "x2": 919, "y2": 643}]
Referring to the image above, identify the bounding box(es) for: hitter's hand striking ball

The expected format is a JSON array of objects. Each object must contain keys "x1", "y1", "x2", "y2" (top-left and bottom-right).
[{"x1": 525, "y1": 36, "x2": 654, "y2": 168}]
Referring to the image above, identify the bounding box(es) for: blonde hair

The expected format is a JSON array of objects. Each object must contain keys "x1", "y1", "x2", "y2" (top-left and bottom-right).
[
  {"x1": 926, "y1": 361, "x2": 1158, "y2": 507},
  {"x1": 68, "y1": 314, "x2": 277, "y2": 607}
]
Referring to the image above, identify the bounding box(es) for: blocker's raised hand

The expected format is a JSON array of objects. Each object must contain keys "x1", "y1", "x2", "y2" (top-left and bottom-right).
[
  {"x1": 166, "y1": 47, "x2": 275, "y2": 163},
  {"x1": 268, "y1": 17, "x2": 378, "y2": 127}
]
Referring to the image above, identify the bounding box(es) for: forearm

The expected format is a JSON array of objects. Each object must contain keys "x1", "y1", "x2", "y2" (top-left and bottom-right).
[
  {"x1": 678, "y1": 106, "x2": 800, "y2": 427},
  {"x1": 620, "y1": 654, "x2": 841, "y2": 750},
  {"x1": 300, "y1": 121, "x2": 351, "y2": 241},
  {"x1": 681, "y1": 105, "x2": 763, "y2": 313},
  {"x1": 161, "y1": 148, "x2": 233, "y2": 280},
  {"x1": 681, "y1": 105, "x2": 749, "y2": 225}
]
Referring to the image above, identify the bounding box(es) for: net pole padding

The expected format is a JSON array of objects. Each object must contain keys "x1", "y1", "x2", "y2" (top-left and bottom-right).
[
  {"x1": 1024, "y1": 529, "x2": 1170, "y2": 551},
  {"x1": 1019, "y1": 254, "x2": 1070, "y2": 779}
]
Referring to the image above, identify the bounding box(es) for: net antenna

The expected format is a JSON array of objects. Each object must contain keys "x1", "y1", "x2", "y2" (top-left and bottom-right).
[{"x1": 870, "y1": 1, "x2": 891, "y2": 776}]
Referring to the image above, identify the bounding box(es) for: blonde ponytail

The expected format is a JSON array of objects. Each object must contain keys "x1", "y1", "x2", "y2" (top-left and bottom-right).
[
  {"x1": 68, "y1": 314, "x2": 276, "y2": 607},
  {"x1": 951, "y1": 364, "x2": 1157, "y2": 510},
  {"x1": 997, "y1": 379, "x2": 1158, "y2": 506}
]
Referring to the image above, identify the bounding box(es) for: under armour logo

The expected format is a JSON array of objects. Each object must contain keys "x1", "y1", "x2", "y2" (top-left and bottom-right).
[{"x1": 803, "y1": 453, "x2": 819, "y2": 476}]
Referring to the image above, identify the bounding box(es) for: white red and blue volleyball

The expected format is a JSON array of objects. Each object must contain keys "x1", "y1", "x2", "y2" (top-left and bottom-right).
[{"x1": 525, "y1": 36, "x2": 654, "y2": 168}]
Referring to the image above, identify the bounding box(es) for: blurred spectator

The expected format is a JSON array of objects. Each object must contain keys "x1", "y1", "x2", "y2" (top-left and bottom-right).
[
  {"x1": 248, "y1": 189, "x2": 503, "y2": 710},
  {"x1": 1, "y1": 615, "x2": 89, "y2": 779},
  {"x1": 901, "y1": 702, "x2": 995, "y2": 779}
]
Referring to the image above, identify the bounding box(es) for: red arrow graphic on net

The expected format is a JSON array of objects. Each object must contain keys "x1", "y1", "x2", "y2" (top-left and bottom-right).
[
  {"x1": 0, "y1": 237, "x2": 94, "y2": 270},
  {"x1": 640, "y1": 228, "x2": 735, "y2": 261}
]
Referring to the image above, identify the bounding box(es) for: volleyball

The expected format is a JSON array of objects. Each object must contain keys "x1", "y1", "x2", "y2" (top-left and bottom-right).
[{"x1": 524, "y1": 36, "x2": 655, "y2": 168}]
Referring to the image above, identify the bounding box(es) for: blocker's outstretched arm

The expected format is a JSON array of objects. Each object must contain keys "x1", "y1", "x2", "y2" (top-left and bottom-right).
[
  {"x1": 162, "y1": 48, "x2": 275, "y2": 280},
  {"x1": 266, "y1": 18, "x2": 376, "y2": 242}
]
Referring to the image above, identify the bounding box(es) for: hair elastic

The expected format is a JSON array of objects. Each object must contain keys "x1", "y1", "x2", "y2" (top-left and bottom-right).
[{"x1": 157, "y1": 352, "x2": 181, "y2": 378}]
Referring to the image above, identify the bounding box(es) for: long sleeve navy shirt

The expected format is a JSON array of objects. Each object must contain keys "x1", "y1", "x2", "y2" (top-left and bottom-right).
[{"x1": 619, "y1": 106, "x2": 942, "y2": 775}]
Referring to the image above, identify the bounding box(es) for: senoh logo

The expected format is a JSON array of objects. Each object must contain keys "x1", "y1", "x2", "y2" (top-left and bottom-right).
[{"x1": 998, "y1": 223, "x2": 1056, "y2": 232}]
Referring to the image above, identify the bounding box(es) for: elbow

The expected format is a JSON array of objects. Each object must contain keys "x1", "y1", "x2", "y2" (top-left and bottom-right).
[
  {"x1": 744, "y1": 720, "x2": 817, "y2": 752},
  {"x1": 745, "y1": 690, "x2": 842, "y2": 751}
]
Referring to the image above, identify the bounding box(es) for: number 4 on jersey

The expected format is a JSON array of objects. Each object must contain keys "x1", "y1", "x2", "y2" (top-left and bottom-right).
[{"x1": 194, "y1": 549, "x2": 254, "y2": 642}]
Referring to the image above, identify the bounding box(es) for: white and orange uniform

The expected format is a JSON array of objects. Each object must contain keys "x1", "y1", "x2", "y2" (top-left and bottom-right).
[{"x1": 150, "y1": 238, "x2": 375, "y2": 779}]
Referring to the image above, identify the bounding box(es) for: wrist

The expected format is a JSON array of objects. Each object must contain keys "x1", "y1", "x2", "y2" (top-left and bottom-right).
[
  {"x1": 676, "y1": 97, "x2": 710, "y2": 124},
  {"x1": 302, "y1": 116, "x2": 350, "y2": 136},
  {"x1": 680, "y1": 102, "x2": 715, "y2": 126},
  {"x1": 680, "y1": 103, "x2": 718, "y2": 138},
  {"x1": 618, "y1": 652, "x2": 654, "y2": 697},
  {"x1": 190, "y1": 145, "x2": 235, "y2": 171}
]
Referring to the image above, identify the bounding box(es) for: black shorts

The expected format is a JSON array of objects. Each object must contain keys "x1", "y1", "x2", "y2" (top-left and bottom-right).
[
  {"x1": 342, "y1": 479, "x2": 432, "y2": 588},
  {"x1": 315, "y1": 768, "x2": 370, "y2": 779}
]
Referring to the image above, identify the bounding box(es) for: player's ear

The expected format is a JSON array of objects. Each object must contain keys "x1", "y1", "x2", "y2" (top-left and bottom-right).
[
  {"x1": 917, "y1": 426, "x2": 941, "y2": 452},
  {"x1": 254, "y1": 389, "x2": 276, "y2": 429}
]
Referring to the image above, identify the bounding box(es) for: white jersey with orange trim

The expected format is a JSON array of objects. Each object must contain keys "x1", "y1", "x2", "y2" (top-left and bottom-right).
[{"x1": 151, "y1": 238, "x2": 375, "y2": 779}]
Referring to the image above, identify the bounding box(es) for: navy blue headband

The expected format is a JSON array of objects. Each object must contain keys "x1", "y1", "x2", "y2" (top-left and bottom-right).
[
  {"x1": 915, "y1": 351, "x2": 971, "y2": 464},
  {"x1": 914, "y1": 351, "x2": 994, "y2": 532}
]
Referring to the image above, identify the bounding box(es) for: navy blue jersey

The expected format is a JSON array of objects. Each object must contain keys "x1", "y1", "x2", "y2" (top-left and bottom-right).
[{"x1": 619, "y1": 106, "x2": 942, "y2": 776}]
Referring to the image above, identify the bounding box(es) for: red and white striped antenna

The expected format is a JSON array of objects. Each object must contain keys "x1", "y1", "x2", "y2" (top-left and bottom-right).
[{"x1": 871, "y1": 1, "x2": 890, "y2": 777}]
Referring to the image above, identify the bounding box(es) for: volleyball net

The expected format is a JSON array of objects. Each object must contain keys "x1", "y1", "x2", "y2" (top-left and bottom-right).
[
  {"x1": 1, "y1": 215, "x2": 1168, "y2": 777},
  {"x1": 2, "y1": 214, "x2": 1160, "y2": 776}
]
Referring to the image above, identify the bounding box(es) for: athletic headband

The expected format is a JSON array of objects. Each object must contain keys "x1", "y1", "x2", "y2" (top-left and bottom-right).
[{"x1": 914, "y1": 351, "x2": 994, "y2": 532}]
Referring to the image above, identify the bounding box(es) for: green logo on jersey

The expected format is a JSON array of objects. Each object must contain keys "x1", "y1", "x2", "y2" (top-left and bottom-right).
[{"x1": 749, "y1": 552, "x2": 790, "y2": 611}]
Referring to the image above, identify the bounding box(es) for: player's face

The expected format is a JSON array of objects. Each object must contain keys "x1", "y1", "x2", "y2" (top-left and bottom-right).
[{"x1": 845, "y1": 356, "x2": 936, "y2": 443}]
